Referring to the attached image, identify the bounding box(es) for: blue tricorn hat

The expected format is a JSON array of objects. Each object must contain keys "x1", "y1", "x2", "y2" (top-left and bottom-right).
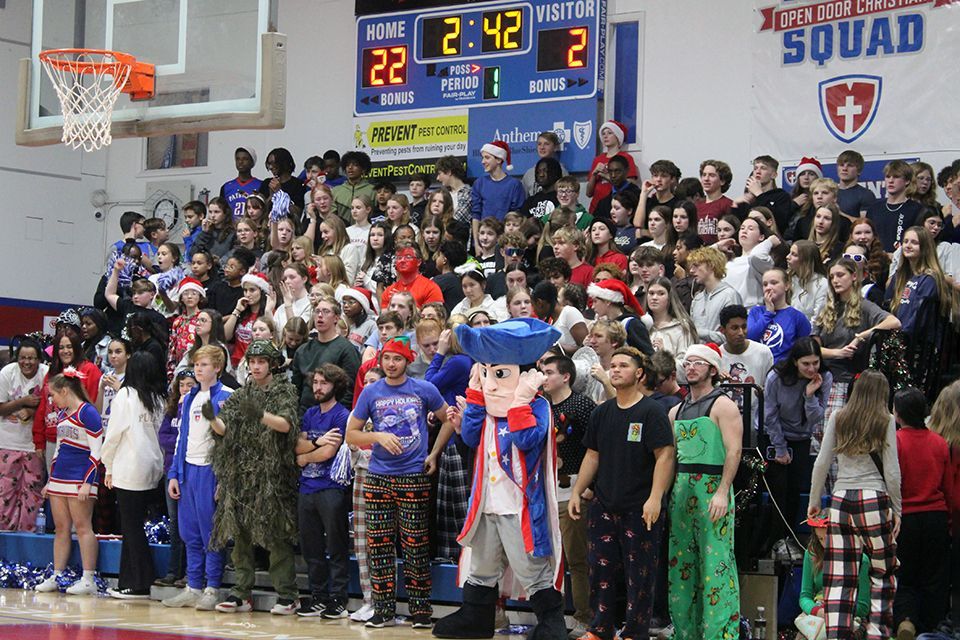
[{"x1": 454, "y1": 317, "x2": 561, "y2": 365}]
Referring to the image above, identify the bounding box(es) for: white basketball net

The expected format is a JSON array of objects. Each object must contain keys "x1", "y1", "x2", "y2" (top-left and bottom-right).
[{"x1": 39, "y1": 51, "x2": 132, "y2": 152}]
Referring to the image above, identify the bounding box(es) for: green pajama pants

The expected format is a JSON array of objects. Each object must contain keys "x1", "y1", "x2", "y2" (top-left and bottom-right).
[{"x1": 667, "y1": 472, "x2": 740, "y2": 640}]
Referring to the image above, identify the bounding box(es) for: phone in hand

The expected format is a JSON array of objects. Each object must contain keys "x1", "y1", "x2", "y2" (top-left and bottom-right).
[{"x1": 766, "y1": 446, "x2": 793, "y2": 460}]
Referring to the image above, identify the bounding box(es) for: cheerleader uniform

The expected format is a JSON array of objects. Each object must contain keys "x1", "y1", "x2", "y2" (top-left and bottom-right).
[{"x1": 48, "y1": 403, "x2": 103, "y2": 498}]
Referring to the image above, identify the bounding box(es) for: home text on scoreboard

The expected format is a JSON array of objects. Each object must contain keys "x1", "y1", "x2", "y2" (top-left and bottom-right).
[{"x1": 355, "y1": 0, "x2": 605, "y2": 115}]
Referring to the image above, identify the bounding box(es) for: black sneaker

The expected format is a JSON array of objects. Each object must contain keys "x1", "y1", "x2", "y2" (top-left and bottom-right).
[
  {"x1": 410, "y1": 614, "x2": 433, "y2": 629},
  {"x1": 322, "y1": 601, "x2": 348, "y2": 619},
  {"x1": 153, "y1": 575, "x2": 177, "y2": 587},
  {"x1": 296, "y1": 597, "x2": 326, "y2": 617},
  {"x1": 365, "y1": 613, "x2": 397, "y2": 628},
  {"x1": 107, "y1": 587, "x2": 150, "y2": 600}
]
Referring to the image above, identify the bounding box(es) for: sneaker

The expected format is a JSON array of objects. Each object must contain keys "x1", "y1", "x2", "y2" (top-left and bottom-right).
[
  {"x1": 173, "y1": 578, "x2": 187, "y2": 589},
  {"x1": 656, "y1": 624, "x2": 674, "y2": 640},
  {"x1": 350, "y1": 603, "x2": 375, "y2": 622},
  {"x1": 410, "y1": 614, "x2": 433, "y2": 629},
  {"x1": 216, "y1": 595, "x2": 253, "y2": 613},
  {"x1": 494, "y1": 602, "x2": 509, "y2": 629},
  {"x1": 322, "y1": 601, "x2": 348, "y2": 619},
  {"x1": 271, "y1": 598, "x2": 300, "y2": 615},
  {"x1": 897, "y1": 619, "x2": 916, "y2": 640},
  {"x1": 195, "y1": 587, "x2": 219, "y2": 611},
  {"x1": 153, "y1": 575, "x2": 177, "y2": 587},
  {"x1": 568, "y1": 621, "x2": 589, "y2": 640},
  {"x1": 65, "y1": 578, "x2": 97, "y2": 596},
  {"x1": 107, "y1": 587, "x2": 150, "y2": 600},
  {"x1": 162, "y1": 587, "x2": 201, "y2": 608},
  {"x1": 365, "y1": 613, "x2": 397, "y2": 628},
  {"x1": 297, "y1": 597, "x2": 327, "y2": 617},
  {"x1": 34, "y1": 575, "x2": 60, "y2": 593}
]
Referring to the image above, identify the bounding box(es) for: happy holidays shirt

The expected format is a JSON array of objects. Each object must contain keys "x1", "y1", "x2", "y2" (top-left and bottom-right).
[{"x1": 352, "y1": 377, "x2": 445, "y2": 476}]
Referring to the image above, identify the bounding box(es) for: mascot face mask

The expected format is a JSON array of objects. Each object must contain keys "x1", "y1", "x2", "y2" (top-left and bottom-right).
[{"x1": 479, "y1": 363, "x2": 521, "y2": 418}]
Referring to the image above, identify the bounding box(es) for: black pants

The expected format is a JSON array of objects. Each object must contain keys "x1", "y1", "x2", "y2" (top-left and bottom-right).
[
  {"x1": 116, "y1": 487, "x2": 156, "y2": 591},
  {"x1": 894, "y1": 510, "x2": 950, "y2": 632},
  {"x1": 765, "y1": 438, "x2": 811, "y2": 547},
  {"x1": 298, "y1": 488, "x2": 351, "y2": 603}
]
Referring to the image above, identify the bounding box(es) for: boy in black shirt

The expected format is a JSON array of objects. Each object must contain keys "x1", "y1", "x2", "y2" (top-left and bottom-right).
[
  {"x1": 570, "y1": 347, "x2": 675, "y2": 640},
  {"x1": 541, "y1": 355, "x2": 596, "y2": 638}
]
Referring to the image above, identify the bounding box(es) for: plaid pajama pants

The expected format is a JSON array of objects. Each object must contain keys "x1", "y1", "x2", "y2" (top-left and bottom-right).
[
  {"x1": 825, "y1": 489, "x2": 898, "y2": 640},
  {"x1": 364, "y1": 472, "x2": 433, "y2": 618},
  {"x1": 352, "y1": 465, "x2": 373, "y2": 606},
  {"x1": 437, "y1": 442, "x2": 469, "y2": 561}
]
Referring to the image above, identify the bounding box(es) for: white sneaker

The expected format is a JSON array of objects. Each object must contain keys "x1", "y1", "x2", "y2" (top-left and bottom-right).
[
  {"x1": 270, "y1": 598, "x2": 300, "y2": 615},
  {"x1": 65, "y1": 577, "x2": 97, "y2": 596},
  {"x1": 568, "y1": 620, "x2": 589, "y2": 639},
  {"x1": 350, "y1": 602, "x2": 375, "y2": 622},
  {"x1": 34, "y1": 574, "x2": 60, "y2": 593},
  {"x1": 195, "y1": 587, "x2": 219, "y2": 611},
  {"x1": 162, "y1": 587, "x2": 202, "y2": 608}
]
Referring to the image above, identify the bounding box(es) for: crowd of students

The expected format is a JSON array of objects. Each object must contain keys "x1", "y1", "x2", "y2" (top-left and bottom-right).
[{"x1": 2, "y1": 126, "x2": 960, "y2": 640}]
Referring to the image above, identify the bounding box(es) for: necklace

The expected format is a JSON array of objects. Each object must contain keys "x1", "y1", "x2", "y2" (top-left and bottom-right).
[{"x1": 885, "y1": 200, "x2": 905, "y2": 212}]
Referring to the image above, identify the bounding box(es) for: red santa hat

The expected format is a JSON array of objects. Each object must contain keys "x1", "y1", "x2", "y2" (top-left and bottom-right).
[
  {"x1": 685, "y1": 343, "x2": 723, "y2": 372},
  {"x1": 599, "y1": 120, "x2": 628, "y2": 146},
  {"x1": 587, "y1": 279, "x2": 644, "y2": 316},
  {"x1": 380, "y1": 336, "x2": 416, "y2": 363},
  {"x1": 480, "y1": 140, "x2": 513, "y2": 171},
  {"x1": 796, "y1": 156, "x2": 823, "y2": 179},
  {"x1": 342, "y1": 287, "x2": 374, "y2": 316},
  {"x1": 241, "y1": 272, "x2": 271, "y2": 294},
  {"x1": 178, "y1": 277, "x2": 206, "y2": 298}
]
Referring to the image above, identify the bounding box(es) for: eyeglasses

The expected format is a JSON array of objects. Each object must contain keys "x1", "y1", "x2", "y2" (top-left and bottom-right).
[
  {"x1": 316, "y1": 308, "x2": 337, "y2": 316},
  {"x1": 841, "y1": 253, "x2": 865, "y2": 263},
  {"x1": 926, "y1": 220, "x2": 944, "y2": 229},
  {"x1": 556, "y1": 189, "x2": 575, "y2": 195},
  {"x1": 682, "y1": 360, "x2": 710, "y2": 369}
]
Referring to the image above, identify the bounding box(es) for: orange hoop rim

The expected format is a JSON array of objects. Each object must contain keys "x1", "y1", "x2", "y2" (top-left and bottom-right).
[
  {"x1": 38, "y1": 48, "x2": 137, "y2": 74},
  {"x1": 39, "y1": 48, "x2": 156, "y2": 101}
]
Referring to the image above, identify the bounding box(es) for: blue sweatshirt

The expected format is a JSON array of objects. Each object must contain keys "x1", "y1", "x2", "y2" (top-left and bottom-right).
[
  {"x1": 471, "y1": 174, "x2": 526, "y2": 221},
  {"x1": 762, "y1": 369, "x2": 832, "y2": 456},
  {"x1": 425, "y1": 353, "x2": 473, "y2": 407},
  {"x1": 168, "y1": 381, "x2": 233, "y2": 481},
  {"x1": 746, "y1": 305, "x2": 811, "y2": 362}
]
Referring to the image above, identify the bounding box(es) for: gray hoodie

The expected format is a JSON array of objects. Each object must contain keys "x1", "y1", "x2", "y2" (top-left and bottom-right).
[{"x1": 690, "y1": 280, "x2": 743, "y2": 343}]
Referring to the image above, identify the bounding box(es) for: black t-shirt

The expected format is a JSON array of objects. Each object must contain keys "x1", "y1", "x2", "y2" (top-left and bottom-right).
[
  {"x1": 551, "y1": 392, "x2": 596, "y2": 475},
  {"x1": 583, "y1": 395, "x2": 673, "y2": 512},
  {"x1": 206, "y1": 280, "x2": 244, "y2": 317},
  {"x1": 258, "y1": 176, "x2": 307, "y2": 212},
  {"x1": 866, "y1": 199, "x2": 924, "y2": 252},
  {"x1": 433, "y1": 272, "x2": 465, "y2": 312}
]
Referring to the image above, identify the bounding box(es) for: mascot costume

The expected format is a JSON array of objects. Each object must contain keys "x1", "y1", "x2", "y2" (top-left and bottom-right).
[{"x1": 434, "y1": 317, "x2": 566, "y2": 640}]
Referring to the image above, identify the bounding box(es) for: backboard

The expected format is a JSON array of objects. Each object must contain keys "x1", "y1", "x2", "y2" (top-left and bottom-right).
[{"x1": 17, "y1": 0, "x2": 286, "y2": 147}]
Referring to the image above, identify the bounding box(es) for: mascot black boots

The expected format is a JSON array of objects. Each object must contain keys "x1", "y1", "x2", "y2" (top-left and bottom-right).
[{"x1": 433, "y1": 583, "x2": 498, "y2": 639}]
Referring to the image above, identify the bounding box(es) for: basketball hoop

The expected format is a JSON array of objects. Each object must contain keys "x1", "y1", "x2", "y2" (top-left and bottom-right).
[{"x1": 38, "y1": 48, "x2": 155, "y2": 152}]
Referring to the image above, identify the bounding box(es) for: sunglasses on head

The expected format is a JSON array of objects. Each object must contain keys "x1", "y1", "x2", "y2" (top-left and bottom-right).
[{"x1": 842, "y1": 253, "x2": 865, "y2": 262}]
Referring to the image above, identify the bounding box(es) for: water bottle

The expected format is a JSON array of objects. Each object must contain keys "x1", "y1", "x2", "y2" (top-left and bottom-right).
[
  {"x1": 35, "y1": 509, "x2": 46, "y2": 535},
  {"x1": 755, "y1": 606, "x2": 766, "y2": 640}
]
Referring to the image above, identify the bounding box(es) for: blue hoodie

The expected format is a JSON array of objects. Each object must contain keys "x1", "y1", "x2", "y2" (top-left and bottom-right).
[
  {"x1": 168, "y1": 380, "x2": 233, "y2": 481},
  {"x1": 746, "y1": 305, "x2": 811, "y2": 362}
]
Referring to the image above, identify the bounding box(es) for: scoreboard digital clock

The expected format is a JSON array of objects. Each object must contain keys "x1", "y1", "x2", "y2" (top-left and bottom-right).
[{"x1": 355, "y1": 0, "x2": 605, "y2": 115}]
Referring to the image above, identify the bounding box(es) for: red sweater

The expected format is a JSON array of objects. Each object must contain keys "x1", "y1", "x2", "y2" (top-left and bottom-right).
[{"x1": 896, "y1": 427, "x2": 951, "y2": 515}]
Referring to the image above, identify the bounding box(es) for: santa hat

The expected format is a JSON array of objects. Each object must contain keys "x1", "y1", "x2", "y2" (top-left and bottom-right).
[
  {"x1": 342, "y1": 287, "x2": 374, "y2": 316},
  {"x1": 599, "y1": 120, "x2": 628, "y2": 146},
  {"x1": 481, "y1": 140, "x2": 513, "y2": 171},
  {"x1": 381, "y1": 336, "x2": 416, "y2": 363},
  {"x1": 241, "y1": 272, "x2": 271, "y2": 294},
  {"x1": 236, "y1": 146, "x2": 257, "y2": 167},
  {"x1": 587, "y1": 279, "x2": 644, "y2": 316},
  {"x1": 685, "y1": 343, "x2": 723, "y2": 372},
  {"x1": 178, "y1": 277, "x2": 206, "y2": 298},
  {"x1": 796, "y1": 156, "x2": 823, "y2": 179}
]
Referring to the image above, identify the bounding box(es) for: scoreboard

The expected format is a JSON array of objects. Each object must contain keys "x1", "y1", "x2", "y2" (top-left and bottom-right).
[{"x1": 355, "y1": 0, "x2": 605, "y2": 115}]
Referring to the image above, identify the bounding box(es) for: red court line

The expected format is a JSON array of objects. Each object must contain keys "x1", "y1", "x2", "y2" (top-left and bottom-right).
[{"x1": 0, "y1": 623, "x2": 220, "y2": 640}]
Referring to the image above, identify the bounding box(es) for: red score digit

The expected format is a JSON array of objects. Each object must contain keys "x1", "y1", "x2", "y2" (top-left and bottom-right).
[{"x1": 567, "y1": 27, "x2": 587, "y2": 68}]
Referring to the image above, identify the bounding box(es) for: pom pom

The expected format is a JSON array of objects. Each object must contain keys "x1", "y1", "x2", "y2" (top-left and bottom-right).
[
  {"x1": 144, "y1": 516, "x2": 171, "y2": 544},
  {"x1": 330, "y1": 442, "x2": 355, "y2": 487},
  {"x1": 270, "y1": 190, "x2": 292, "y2": 223}
]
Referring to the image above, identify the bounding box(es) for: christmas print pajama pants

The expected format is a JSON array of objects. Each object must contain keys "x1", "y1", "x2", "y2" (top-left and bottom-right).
[
  {"x1": 364, "y1": 472, "x2": 432, "y2": 618},
  {"x1": 668, "y1": 472, "x2": 740, "y2": 640}
]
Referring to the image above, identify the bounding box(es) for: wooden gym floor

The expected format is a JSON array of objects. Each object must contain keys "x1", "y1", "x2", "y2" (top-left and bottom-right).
[{"x1": 0, "y1": 589, "x2": 528, "y2": 640}]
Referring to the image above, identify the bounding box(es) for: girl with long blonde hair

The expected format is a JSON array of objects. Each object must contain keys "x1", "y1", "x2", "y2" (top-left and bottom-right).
[
  {"x1": 814, "y1": 258, "x2": 900, "y2": 426},
  {"x1": 807, "y1": 370, "x2": 901, "y2": 640}
]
